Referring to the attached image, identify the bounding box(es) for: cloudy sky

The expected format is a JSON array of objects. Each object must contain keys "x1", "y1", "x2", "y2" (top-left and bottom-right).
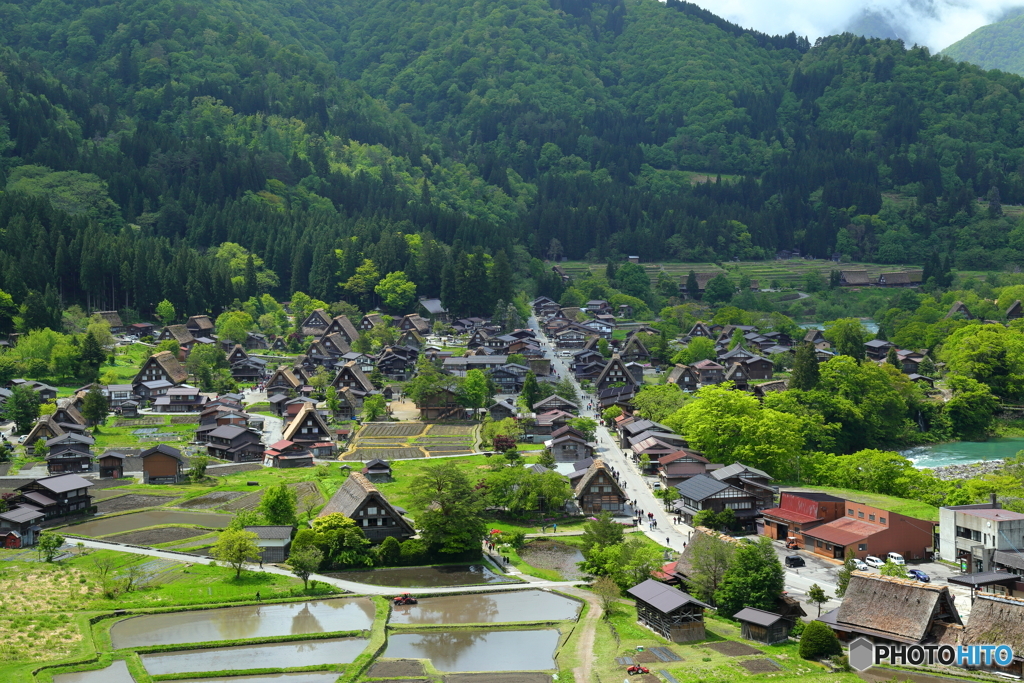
[{"x1": 688, "y1": 0, "x2": 1024, "y2": 51}]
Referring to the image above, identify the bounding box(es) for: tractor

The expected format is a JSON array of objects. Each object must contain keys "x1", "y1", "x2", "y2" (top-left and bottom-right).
[
  {"x1": 393, "y1": 593, "x2": 418, "y2": 606},
  {"x1": 626, "y1": 665, "x2": 650, "y2": 675}
]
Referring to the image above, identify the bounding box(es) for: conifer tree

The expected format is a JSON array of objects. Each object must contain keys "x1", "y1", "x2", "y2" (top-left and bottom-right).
[{"x1": 790, "y1": 342, "x2": 820, "y2": 391}]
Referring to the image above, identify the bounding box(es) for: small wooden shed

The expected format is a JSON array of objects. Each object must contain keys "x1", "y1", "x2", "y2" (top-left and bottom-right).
[
  {"x1": 626, "y1": 578, "x2": 710, "y2": 643},
  {"x1": 733, "y1": 607, "x2": 791, "y2": 644},
  {"x1": 98, "y1": 451, "x2": 127, "y2": 479}
]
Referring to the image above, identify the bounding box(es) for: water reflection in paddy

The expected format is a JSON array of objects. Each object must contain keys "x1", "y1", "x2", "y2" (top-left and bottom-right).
[
  {"x1": 389, "y1": 590, "x2": 579, "y2": 624},
  {"x1": 385, "y1": 629, "x2": 559, "y2": 671},
  {"x1": 111, "y1": 597, "x2": 375, "y2": 649},
  {"x1": 68, "y1": 510, "x2": 231, "y2": 537},
  {"x1": 54, "y1": 660, "x2": 135, "y2": 683},
  {"x1": 141, "y1": 637, "x2": 368, "y2": 675},
  {"x1": 163, "y1": 674, "x2": 341, "y2": 683},
  {"x1": 330, "y1": 564, "x2": 516, "y2": 587}
]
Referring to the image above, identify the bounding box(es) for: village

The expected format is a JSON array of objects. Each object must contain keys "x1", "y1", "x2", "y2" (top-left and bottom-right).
[{"x1": 1, "y1": 276, "x2": 1023, "y2": 683}]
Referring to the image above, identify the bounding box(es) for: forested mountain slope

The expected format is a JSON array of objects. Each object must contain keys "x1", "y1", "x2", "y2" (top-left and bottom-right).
[
  {"x1": 942, "y1": 10, "x2": 1024, "y2": 76},
  {"x1": 3, "y1": 0, "x2": 1024, "y2": 318}
]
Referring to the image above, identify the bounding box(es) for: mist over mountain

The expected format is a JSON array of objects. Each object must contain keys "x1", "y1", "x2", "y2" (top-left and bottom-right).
[{"x1": 690, "y1": 0, "x2": 1024, "y2": 50}]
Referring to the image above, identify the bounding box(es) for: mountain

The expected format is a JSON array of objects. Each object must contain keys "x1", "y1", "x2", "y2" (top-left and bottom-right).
[
  {"x1": 3, "y1": 0, "x2": 1024, "y2": 318},
  {"x1": 942, "y1": 8, "x2": 1024, "y2": 75}
]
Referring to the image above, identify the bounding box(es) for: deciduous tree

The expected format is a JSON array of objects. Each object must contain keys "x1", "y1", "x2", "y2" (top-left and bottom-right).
[{"x1": 212, "y1": 528, "x2": 261, "y2": 578}]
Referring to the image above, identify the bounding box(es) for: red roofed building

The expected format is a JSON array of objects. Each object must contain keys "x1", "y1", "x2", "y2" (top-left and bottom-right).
[
  {"x1": 802, "y1": 499, "x2": 935, "y2": 561},
  {"x1": 263, "y1": 439, "x2": 314, "y2": 468},
  {"x1": 760, "y1": 491, "x2": 845, "y2": 548}
]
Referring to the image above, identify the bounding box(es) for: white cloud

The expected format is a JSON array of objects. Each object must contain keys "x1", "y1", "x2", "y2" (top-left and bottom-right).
[{"x1": 686, "y1": 0, "x2": 1022, "y2": 51}]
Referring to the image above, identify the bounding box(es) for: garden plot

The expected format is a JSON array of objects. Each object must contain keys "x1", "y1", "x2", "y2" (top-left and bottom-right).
[
  {"x1": 169, "y1": 416, "x2": 199, "y2": 424},
  {"x1": 173, "y1": 491, "x2": 248, "y2": 509},
  {"x1": 426, "y1": 425, "x2": 475, "y2": 436},
  {"x1": 220, "y1": 482, "x2": 321, "y2": 512},
  {"x1": 347, "y1": 447, "x2": 424, "y2": 461},
  {"x1": 95, "y1": 495, "x2": 178, "y2": 515},
  {"x1": 115, "y1": 417, "x2": 164, "y2": 427},
  {"x1": 360, "y1": 423, "x2": 426, "y2": 438},
  {"x1": 106, "y1": 527, "x2": 209, "y2": 546},
  {"x1": 421, "y1": 444, "x2": 471, "y2": 453}
]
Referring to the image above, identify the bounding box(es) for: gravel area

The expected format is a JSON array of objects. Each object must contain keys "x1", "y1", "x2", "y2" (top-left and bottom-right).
[
  {"x1": 367, "y1": 660, "x2": 426, "y2": 678},
  {"x1": 95, "y1": 495, "x2": 178, "y2": 515},
  {"x1": 105, "y1": 527, "x2": 209, "y2": 546}
]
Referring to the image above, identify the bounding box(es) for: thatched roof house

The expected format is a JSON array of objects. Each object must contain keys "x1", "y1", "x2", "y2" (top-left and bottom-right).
[
  {"x1": 319, "y1": 471, "x2": 414, "y2": 543},
  {"x1": 819, "y1": 571, "x2": 961, "y2": 644},
  {"x1": 960, "y1": 594, "x2": 1024, "y2": 676}
]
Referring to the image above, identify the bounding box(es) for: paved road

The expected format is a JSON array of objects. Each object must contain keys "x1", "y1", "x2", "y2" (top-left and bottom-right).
[{"x1": 531, "y1": 316, "x2": 845, "y2": 614}]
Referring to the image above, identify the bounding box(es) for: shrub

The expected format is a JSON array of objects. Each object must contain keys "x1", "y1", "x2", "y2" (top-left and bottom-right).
[
  {"x1": 799, "y1": 620, "x2": 842, "y2": 659},
  {"x1": 399, "y1": 538, "x2": 428, "y2": 565},
  {"x1": 789, "y1": 620, "x2": 806, "y2": 638}
]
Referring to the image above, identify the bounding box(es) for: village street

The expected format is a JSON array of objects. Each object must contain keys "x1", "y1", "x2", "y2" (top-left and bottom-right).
[{"x1": 530, "y1": 317, "x2": 845, "y2": 614}]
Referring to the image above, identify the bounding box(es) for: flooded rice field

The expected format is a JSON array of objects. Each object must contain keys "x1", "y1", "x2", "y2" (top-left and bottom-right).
[
  {"x1": 330, "y1": 564, "x2": 517, "y2": 587},
  {"x1": 141, "y1": 637, "x2": 368, "y2": 675},
  {"x1": 384, "y1": 629, "x2": 559, "y2": 671},
  {"x1": 163, "y1": 674, "x2": 342, "y2": 683},
  {"x1": 389, "y1": 589, "x2": 579, "y2": 625},
  {"x1": 67, "y1": 510, "x2": 231, "y2": 537},
  {"x1": 54, "y1": 660, "x2": 135, "y2": 683},
  {"x1": 517, "y1": 541, "x2": 585, "y2": 581},
  {"x1": 111, "y1": 597, "x2": 375, "y2": 649}
]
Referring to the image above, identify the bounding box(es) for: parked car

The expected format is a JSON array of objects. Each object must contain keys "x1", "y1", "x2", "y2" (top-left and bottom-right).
[
  {"x1": 852, "y1": 559, "x2": 869, "y2": 571},
  {"x1": 864, "y1": 555, "x2": 885, "y2": 568},
  {"x1": 886, "y1": 552, "x2": 906, "y2": 565},
  {"x1": 907, "y1": 569, "x2": 931, "y2": 582},
  {"x1": 785, "y1": 555, "x2": 805, "y2": 568}
]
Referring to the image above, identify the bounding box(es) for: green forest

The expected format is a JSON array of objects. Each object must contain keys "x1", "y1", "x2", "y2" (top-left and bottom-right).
[{"x1": 3, "y1": 0, "x2": 1024, "y2": 319}]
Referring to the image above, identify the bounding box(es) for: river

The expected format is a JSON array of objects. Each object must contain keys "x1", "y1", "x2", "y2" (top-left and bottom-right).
[{"x1": 902, "y1": 438, "x2": 1024, "y2": 469}]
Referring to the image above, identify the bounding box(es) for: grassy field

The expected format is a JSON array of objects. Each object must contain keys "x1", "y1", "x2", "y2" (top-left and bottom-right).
[{"x1": 786, "y1": 485, "x2": 940, "y2": 521}]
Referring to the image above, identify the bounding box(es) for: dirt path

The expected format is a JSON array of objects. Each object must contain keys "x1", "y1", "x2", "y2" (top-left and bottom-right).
[{"x1": 563, "y1": 586, "x2": 603, "y2": 683}]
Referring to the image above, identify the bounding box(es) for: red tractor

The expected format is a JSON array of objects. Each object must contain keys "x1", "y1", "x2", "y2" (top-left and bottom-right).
[
  {"x1": 626, "y1": 665, "x2": 650, "y2": 675},
  {"x1": 393, "y1": 593, "x2": 418, "y2": 606}
]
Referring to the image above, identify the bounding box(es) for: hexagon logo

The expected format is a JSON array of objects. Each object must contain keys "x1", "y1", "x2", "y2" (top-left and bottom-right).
[{"x1": 848, "y1": 637, "x2": 875, "y2": 671}]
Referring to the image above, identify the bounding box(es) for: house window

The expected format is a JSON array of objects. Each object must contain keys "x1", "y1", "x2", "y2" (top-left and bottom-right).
[
  {"x1": 858, "y1": 511, "x2": 864, "y2": 519},
  {"x1": 848, "y1": 508, "x2": 854, "y2": 516},
  {"x1": 368, "y1": 507, "x2": 377, "y2": 515},
  {"x1": 603, "y1": 486, "x2": 611, "y2": 493},
  {"x1": 590, "y1": 486, "x2": 599, "y2": 493},
  {"x1": 858, "y1": 543, "x2": 867, "y2": 551},
  {"x1": 869, "y1": 514, "x2": 875, "y2": 522},
  {"x1": 879, "y1": 517, "x2": 886, "y2": 524}
]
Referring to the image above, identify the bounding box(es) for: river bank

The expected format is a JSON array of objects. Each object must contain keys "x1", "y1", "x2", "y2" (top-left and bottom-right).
[{"x1": 927, "y1": 459, "x2": 1005, "y2": 481}]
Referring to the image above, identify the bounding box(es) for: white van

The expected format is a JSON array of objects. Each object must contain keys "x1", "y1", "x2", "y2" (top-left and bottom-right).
[{"x1": 886, "y1": 552, "x2": 905, "y2": 565}]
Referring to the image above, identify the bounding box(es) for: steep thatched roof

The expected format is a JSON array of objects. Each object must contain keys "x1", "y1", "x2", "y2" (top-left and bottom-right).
[
  {"x1": 834, "y1": 572, "x2": 961, "y2": 643},
  {"x1": 963, "y1": 594, "x2": 1024, "y2": 656},
  {"x1": 318, "y1": 471, "x2": 415, "y2": 537}
]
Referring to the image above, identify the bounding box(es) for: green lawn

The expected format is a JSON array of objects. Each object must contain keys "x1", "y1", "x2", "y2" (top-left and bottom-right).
[{"x1": 787, "y1": 485, "x2": 940, "y2": 521}]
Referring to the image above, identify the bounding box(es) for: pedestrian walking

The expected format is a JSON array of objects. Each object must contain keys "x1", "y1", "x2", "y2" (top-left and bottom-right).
[
  {"x1": 259, "y1": 558, "x2": 263, "y2": 569},
  {"x1": 666, "y1": 537, "x2": 670, "y2": 545},
  {"x1": 256, "y1": 591, "x2": 261, "y2": 602},
  {"x1": 553, "y1": 523, "x2": 557, "y2": 533}
]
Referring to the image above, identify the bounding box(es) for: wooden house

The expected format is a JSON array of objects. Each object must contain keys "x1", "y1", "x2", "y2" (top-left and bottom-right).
[
  {"x1": 359, "y1": 313, "x2": 385, "y2": 331},
  {"x1": 417, "y1": 297, "x2": 449, "y2": 322},
  {"x1": 1008, "y1": 300, "x2": 1023, "y2": 322},
  {"x1": 692, "y1": 359, "x2": 725, "y2": 385},
  {"x1": 532, "y1": 394, "x2": 580, "y2": 415},
  {"x1": 818, "y1": 572, "x2": 962, "y2": 645},
  {"x1": 118, "y1": 400, "x2": 140, "y2": 418},
  {"x1": 281, "y1": 403, "x2": 334, "y2": 451},
  {"x1": 140, "y1": 444, "x2": 186, "y2": 484},
  {"x1": 98, "y1": 451, "x2": 127, "y2": 479},
  {"x1": 673, "y1": 474, "x2": 763, "y2": 532},
  {"x1": 734, "y1": 608, "x2": 792, "y2": 645},
  {"x1": 760, "y1": 491, "x2": 846, "y2": 548},
  {"x1": 298, "y1": 308, "x2": 332, "y2": 338},
  {"x1": 96, "y1": 311, "x2": 124, "y2": 334},
  {"x1": 133, "y1": 351, "x2": 189, "y2": 388},
  {"x1": 318, "y1": 472, "x2": 415, "y2": 543},
  {"x1": 839, "y1": 270, "x2": 871, "y2": 286},
  {"x1": 877, "y1": 271, "x2": 922, "y2": 287},
  {"x1": 488, "y1": 399, "x2": 517, "y2": 421},
  {"x1": 263, "y1": 440, "x2": 314, "y2": 468},
  {"x1": 627, "y1": 579, "x2": 709, "y2": 643},
  {"x1": 416, "y1": 387, "x2": 466, "y2": 421},
  {"x1": 547, "y1": 426, "x2": 594, "y2": 462},
  {"x1": 205, "y1": 425, "x2": 265, "y2": 462},
  {"x1": 244, "y1": 526, "x2": 294, "y2": 563},
  {"x1": 23, "y1": 415, "x2": 70, "y2": 448},
  {"x1": 361, "y1": 458, "x2": 392, "y2": 483},
  {"x1": 397, "y1": 329, "x2": 424, "y2": 349},
  {"x1": 666, "y1": 364, "x2": 699, "y2": 391},
  {"x1": 266, "y1": 367, "x2": 302, "y2": 396},
  {"x1": 153, "y1": 385, "x2": 207, "y2": 413},
  {"x1": 959, "y1": 594, "x2": 1024, "y2": 678},
  {"x1": 946, "y1": 301, "x2": 974, "y2": 319},
  {"x1": 45, "y1": 433, "x2": 94, "y2": 474},
  {"x1": 16, "y1": 474, "x2": 94, "y2": 519},
  {"x1": 330, "y1": 361, "x2": 375, "y2": 397},
  {"x1": 594, "y1": 354, "x2": 638, "y2": 392},
  {"x1": 319, "y1": 332, "x2": 350, "y2": 358},
  {"x1": 324, "y1": 315, "x2": 361, "y2": 344},
  {"x1": 620, "y1": 336, "x2": 651, "y2": 364},
  {"x1": 574, "y1": 458, "x2": 628, "y2": 514},
  {"x1": 185, "y1": 315, "x2": 215, "y2": 336},
  {"x1": 724, "y1": 364, "x2": 749, "y2": 391},
  {"x1": 399, "y1": 314, "x2": 430, "y2": 335},
  {"x1": 0, "y1": 505, "x2": 45, "y2": 548},
  {"x1": 157, "y1": 324, "x2": 196, "y2": 351}
]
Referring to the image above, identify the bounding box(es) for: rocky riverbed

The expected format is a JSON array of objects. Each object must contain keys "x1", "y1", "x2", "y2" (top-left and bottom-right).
[{"x1": 929, "y1": 460, "x2": 1005, "y2": 481}]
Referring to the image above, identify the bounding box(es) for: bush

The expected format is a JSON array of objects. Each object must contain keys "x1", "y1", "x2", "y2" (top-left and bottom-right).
[
  {"x1": 399, "y1": 538, "x2": 428, "y2": 565},
  {"x1": 798, "y1": 620, "x2": 842, "y2": 659},
  {"x1": 789, "y1": 620, "x2": 806, "y2": 638}
]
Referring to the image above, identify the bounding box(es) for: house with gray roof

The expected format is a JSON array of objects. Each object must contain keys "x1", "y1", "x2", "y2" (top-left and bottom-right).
[
  {"x1": 244, "y1": 526, "x2": 295, "y2": 563},
  {"x1": 318, "y1": 472, "x2": 415, "y2": 543},
  {"x1": 627, "y1": 578, "x2": 709, "y2": 642},
  {"x1": 673, "y1": 473, "x2": 763, "y2": 532}
]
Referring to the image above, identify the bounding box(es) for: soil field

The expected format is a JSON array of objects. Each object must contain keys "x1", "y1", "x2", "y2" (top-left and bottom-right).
[
  {"x1": 706, "y1": 641, "x2": 762, "y2": 656},
  {"x1": 221, "y1": 481, "x2": 321, "y2": 512},
  {"x1": 95, "y1": 495, "x2": 178, "y2": 515},
  {"x1": 738, "y1": 658, "x2": 782, "y2": 673},
  {"x1": 115, "y1": 417, "x2": 163, "y2": 427},
  {"x1": 169, "y1": 416, "x2": 199, "y2": 424},
  {"x1": 367, "y1": 660, "x2": 427, "y2": 677},
  {"x1": 427, "y1": 425, "x2": 475, "y2": 436},
  {"x1": 173, "y1": 491, "x2": 248, "y2": 509},
  {"x1": 361, "y1": 423, "x2": 426, "y2": 437},
  {"x1": 206, "y1": 463, "x2": 262, "y2": 477},
  {"x1": 346, "y1": 447, "x2": 424, "y2": 460},
  {"x1": 422, "y1": 444, "x2": 471, "y2": 452},
  {"x1": 105, "y1": 527, "x2": 209, "y2": 546}
]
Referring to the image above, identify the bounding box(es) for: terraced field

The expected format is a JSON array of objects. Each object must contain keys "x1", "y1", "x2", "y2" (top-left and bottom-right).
[{"x1": 361, "y1": 423, "x2": 426, "y2": 437}]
